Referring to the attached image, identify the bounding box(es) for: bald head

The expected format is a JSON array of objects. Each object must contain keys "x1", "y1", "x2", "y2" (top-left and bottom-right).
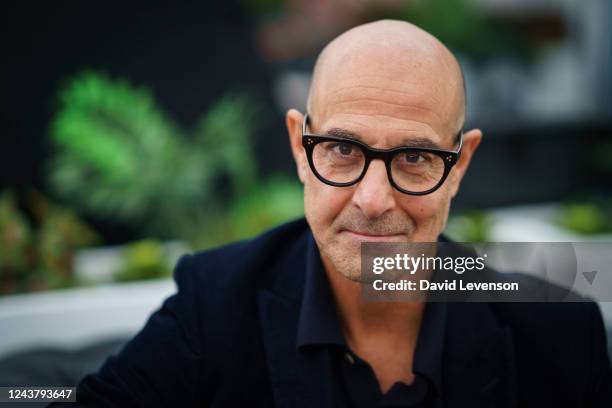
[{"x1": 307, "y1": 20, "x2": 466, "y2": 138}]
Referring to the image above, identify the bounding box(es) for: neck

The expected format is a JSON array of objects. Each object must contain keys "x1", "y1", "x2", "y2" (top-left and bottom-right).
[{"x1": 323, "y1": 256, "x2": 425, "y2": 352}]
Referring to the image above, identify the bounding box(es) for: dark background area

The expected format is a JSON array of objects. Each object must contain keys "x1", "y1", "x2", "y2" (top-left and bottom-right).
[
  {"x1": 3, "y1": 1, "x2": 611, "y2": 245},
  {"x1": 3, "y1": 1, "x2": 294, "y2": 243},
  {"x1": 2, "y1": 1, "x2": 289, "y2": 190}
]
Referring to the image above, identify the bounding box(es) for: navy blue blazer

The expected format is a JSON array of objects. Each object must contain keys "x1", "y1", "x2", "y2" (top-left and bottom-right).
[{"x1": 53, "y1": 219, "x2": 612, "y2": 407}]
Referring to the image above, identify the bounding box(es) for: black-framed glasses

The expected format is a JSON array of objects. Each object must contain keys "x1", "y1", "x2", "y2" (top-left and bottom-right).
[{"x1": 301, "y1": 113, "x2": 463, "y2": 195}]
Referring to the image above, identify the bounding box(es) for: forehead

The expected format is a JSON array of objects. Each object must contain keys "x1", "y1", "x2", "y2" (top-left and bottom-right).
[{"x1": 312, "y1": 47, "x2": 460, "y2": 149}]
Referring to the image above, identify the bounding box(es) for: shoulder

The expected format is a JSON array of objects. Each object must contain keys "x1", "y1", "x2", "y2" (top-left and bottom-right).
[
  {"x1": 490, "y1": 298, "x2": 608, "y2": 374},
  {"x1": 490, "y1": 299, "x2": 611, "y2": 399},
  {"x1": 164, "y1": 218, "x2": 311, "y2": 371},
  {"x1": 483, "y1": 270, "x2": 604, "y2": 335},
  {"x1": 481, "y1": 270, "x2": 606, "y2": 353},
  {"x1": 490, "y1": 297, "x2": 603, "y2": 335},
  {"x1": 189, "y1": 217, "x2": 309, "y2": 266},
  {"x1": 440, "y1": 238, "x2": 609, "y2": 371}
]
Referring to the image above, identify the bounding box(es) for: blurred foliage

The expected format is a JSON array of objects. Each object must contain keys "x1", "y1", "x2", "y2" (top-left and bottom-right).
[
  {"x1": 241, "y1": 0, "x2": 284, "y2": 18},
  {"x1": 388, "y1": 0, "x2": 524, "y2": 57},
  {"x1": 244, "y1": 0, "x2": 525, "y2": 58},
  {"x1": 195, "y1": 176, "x2": 304, "y2": 248},
  {"x1": 49, "y1": 71, "x2": 304, "y2": 250},
  {"x1": 32, "y1": 71, "x2": 305, "y2": 292},
  {"x1": 557, "y1": 201, "x2": 612, "y2": 235},
  {"x1": 445, "y1": 210, "x2": 491, "y2": 242},
  {"x1": 114, "y1": 240, "x2": 171, "y2": 282},
  {"x1": 0, "y1": 192, "x2": 32, "y2": 277},
  {"x1": 49, "y1": 72, "x2": 264, "y2": 245},
  {"x1": 0, "y1": 190, "x2": 98, "y2": 294}
]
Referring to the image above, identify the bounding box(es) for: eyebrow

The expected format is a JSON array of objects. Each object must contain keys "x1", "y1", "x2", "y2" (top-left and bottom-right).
[{"x1": 324, "y1": 127, "x2": 443, "y2": 149}]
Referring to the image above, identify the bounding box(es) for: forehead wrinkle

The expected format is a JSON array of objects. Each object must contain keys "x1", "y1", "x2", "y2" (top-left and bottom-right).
[
  {"x1": 326, "y1": 82, "x2": 427, "y2": 100},
  {"x1": 326, "y1": 96, "x2": 447, "y2": 138},
  {"x1": 323, "y1": 74, "x2": 452, "y2": 131},
  {"x1": 327, "y1": 81, "x2": 446, "y2": 108},
  {"x1": 330, "y1": 97, "x2": 443, "y2": 122},
  {"x1": 319, "y1": 113, "x2": 445, "y2": 146},
  {"x1": 326, "y1": 112, "x2": 440, "y2": 129}
]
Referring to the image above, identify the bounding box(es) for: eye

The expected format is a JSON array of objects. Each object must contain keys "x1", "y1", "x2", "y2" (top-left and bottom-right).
[
  {"x1": 331, "y1": 143, "x2": 354, "y2": 156},
  {"x1": 404, "y1": 152, "x2": 425, "y2": 164}
]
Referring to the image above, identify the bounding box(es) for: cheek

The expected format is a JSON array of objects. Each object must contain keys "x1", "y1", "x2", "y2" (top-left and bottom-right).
[
  {"x1": 398, "y1": 187, "x2": 452, "y2": 233},
  {"x1": 304, "y1": 176, "x2": 352, "y2": 233}
]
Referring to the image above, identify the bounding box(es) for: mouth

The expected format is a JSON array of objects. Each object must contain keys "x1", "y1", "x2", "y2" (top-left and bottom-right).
[{"x1": 341, "y1": 230, "x2": 406, "y2": 242}]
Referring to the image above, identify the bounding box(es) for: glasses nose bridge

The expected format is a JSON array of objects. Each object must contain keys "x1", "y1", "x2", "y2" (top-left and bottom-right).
[
  {"x1": 360, "y1": 148, "x2": 394, "y2": 187},
  {"x1": 361, "y1": 147, "x2": 393, "y2": 179}
]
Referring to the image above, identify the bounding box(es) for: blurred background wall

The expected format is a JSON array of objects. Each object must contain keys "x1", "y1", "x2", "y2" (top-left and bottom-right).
[{"x1": 3, "y1": 0, "x2": 612, "y2": 242}]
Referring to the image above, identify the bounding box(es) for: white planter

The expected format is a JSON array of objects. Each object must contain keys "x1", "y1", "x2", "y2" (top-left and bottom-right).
[{"x1": 0, "y1": 279, "x2": 175, "y2": 359}]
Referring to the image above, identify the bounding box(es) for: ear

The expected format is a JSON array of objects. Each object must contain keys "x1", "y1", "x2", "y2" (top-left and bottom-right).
[
  {"x1": 449, "y1": 128, "x2": 482, "y2": 198},
  {"x1": 286, "y1": 109, "x2": 308, "y2": 184}
]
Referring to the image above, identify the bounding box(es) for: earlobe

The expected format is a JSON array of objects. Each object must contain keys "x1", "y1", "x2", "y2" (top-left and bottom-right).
[
  {"x1": 297, "y1": 160, "x2": 308, "y2": 184},
  {"x1": 449, "y1": 172, "x2": 461, "y2": 198}
]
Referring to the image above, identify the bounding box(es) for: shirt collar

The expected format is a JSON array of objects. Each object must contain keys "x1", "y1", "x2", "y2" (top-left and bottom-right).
[{"x1": 296, "y1": 232, "x2": 447, "y2": 395}]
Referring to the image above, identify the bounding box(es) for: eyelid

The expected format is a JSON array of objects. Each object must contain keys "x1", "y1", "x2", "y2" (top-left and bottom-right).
[
  {"x1": 400, "y1": 151, "x2": 429, "y2": 162},
  {"x1": 327, "y1": 142, "x2": 362, "y2": 156}
]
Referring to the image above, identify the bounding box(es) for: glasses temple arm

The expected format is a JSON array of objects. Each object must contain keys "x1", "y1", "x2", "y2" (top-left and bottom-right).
[
  {"x1": 302, "y1": 112, "x2": 309, "y2": 135},
  {"x1": 455, "y1": 131, "x2": 464, "y2": 159}
]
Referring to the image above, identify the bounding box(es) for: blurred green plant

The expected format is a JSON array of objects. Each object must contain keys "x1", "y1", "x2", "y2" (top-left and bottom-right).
[
  {"x1": 244, "y1": 0, "x2": 525, "y2": 58},
  {"x1": 49, "y1": 71, "x2": 304, "y2": 249},
  {"x1": 32, "y1": 191, "x2": 99, "y2": 288},
  {"x1": 114, "y1": 240, "x2": 171, "y2": 282},
  {"x1": 194, "y1": 176, "x2": 304, "y2": 248},
  {"x1": 0, "y1": 190, "x2": 98, "y2": 294},
  {"x1": 557, "y1": 201, "x2": 612, "y2": 235},
  {"x1": 444, "y1": 210, "x2": 491, "y2": 242},
  {"x1": 389, "y1": 0, "x2": 524, "y2": 57},
  {"x1": 49, "y1": 72, "x2": 259, "y2": 244},
  {"x1": 241, "y1": 0, "x2": 284, "y2": 18},
  {"x1": 0, "y1": 192, "x2": 33, "y2": 292}
]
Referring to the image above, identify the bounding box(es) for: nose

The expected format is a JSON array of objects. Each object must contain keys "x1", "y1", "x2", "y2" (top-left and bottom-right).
[{"x1": 351, "y1": 160, "x2": 396, "y2": 219}]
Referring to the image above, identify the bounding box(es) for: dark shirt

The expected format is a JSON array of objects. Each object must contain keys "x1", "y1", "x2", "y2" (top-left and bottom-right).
[{"x1": 297, "y1": 236, "x2": 446, "y2": 407}]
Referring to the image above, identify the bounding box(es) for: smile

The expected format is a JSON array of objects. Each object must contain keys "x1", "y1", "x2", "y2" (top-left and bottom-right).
[{"x1": 342, "y1": 230, "x2": 406, "y2": 242}]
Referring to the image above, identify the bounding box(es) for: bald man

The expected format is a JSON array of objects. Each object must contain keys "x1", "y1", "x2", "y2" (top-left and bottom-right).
[{"x1": 56, "y1": 20, "x2": 611, "y2": 408}]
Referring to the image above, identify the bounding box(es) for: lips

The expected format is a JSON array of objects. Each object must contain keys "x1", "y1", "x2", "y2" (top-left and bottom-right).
[{"x1": 341, "y1": 230, "x2": 405, "y2": 242}]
